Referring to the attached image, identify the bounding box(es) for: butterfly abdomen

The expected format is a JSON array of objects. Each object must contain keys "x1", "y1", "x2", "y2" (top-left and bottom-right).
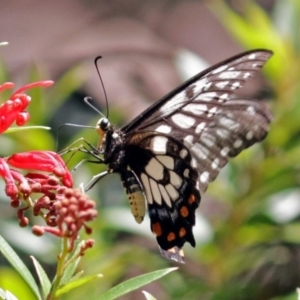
[{"x1": 120, "y1": 169, "x2": 146, "y2": 224}]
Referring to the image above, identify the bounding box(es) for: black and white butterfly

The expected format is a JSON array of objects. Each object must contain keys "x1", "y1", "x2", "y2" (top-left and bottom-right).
[{"x1": 85, "y1": 49, "x2": 273, "y2": 263}]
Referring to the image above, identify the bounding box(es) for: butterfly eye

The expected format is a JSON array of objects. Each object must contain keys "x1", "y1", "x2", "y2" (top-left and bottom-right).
[{"x1": 97, "y1": 118, "x2": 110, "y2": 131}]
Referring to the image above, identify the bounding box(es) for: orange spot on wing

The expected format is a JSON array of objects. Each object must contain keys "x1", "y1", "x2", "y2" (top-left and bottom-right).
[
  {"x1": 188, "y1": 194, "x2": 195, "y2": 204},
  {"x1": 180, "y1": 206, "x2": 189, "y2": 217},
  {"x1": 167, "y1": 232, "x2": 176, "y2": 242},
  {"x1": 152, "y1": 222, "x2": 162, "y2": 236},
  {"x1": 179, "y1": 227, "x2": 186, "y2": 238}
]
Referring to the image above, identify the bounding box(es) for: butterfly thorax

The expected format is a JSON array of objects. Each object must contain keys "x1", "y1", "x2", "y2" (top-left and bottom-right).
[
  {"x1": 96, "y1": 118, "x2": 126, "y2": 172},
  {"x1": 101, "y1": 128, "x2": 126, "y2": 172}
]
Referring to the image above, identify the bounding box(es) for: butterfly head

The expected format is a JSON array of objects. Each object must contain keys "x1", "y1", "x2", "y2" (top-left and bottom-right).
[{"x1": 96, "y1": 117, "x2": 111, "y2": 150}]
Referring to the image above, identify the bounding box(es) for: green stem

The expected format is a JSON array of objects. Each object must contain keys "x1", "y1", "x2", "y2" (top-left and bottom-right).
[{"x1": 47, "y1": 237, "x2": 69, "y2": 300}]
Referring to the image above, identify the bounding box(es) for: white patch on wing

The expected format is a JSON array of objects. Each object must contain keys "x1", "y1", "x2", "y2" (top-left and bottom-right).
[
  {"x1": 221, "y1": 147, "x2": 230, "y2": 157},
  {"x1": 203, "y1": 81, "x2": 212, "y2": 91},
  {"x1": 165, "y1": 184, "x2": 179, "y2": 201},
  {"x1": 169, "y1": 170, "x2": 182, "y2": 188},
  {"x1": 191, "y1": 143, "x2": 209, "y2": 160},
  {"x1": 246, "y1": 131, "x2": 254, "y2": 140},
  {"x1": 193, "y1": 78, "x2": 209, "y2": 94},
  {"x1": 188, "y1": 103, "x2": 208, "y2": 114},
  {"x1": 243, "y1": 72, "x2": 251, "y2": 78},
  {"x1": 155, "y1": 124, "x2": 172, "y2": 134},
  {"x1": 145, "y1": 158, "x2": 164, "y2": 180},
  {"x1": 211, "y1": 158, "x2": 219, "y2": 169},
  {"x1": 211, "y1": 64, "x2": 228, "y2": 74},
  {"x1": 219, "y1": 117, "x2": 240, "y2": 130},
  {"x1": 157, "y1": 155, "x2": 174, "y2": 170},
  {"x1": 231, "y1": 82, "x2": 241, "y2": 89},
  {"x1": 171, "y1": 113, "x2": 195, "y2": 129},
  {"x1": 141, "y1": 173, "x2": 152, "y2": 204},
  {"x1": 248, "y1": 53, "x2": 256, "y2": 59},
  {"x1": 247, "y1": 106, "x2": 255, "y2": 115},
  {"x1": 207, "y1": 107, "x2": 218, "y2": 117},
  {"x1": 201, "y1": 132, "x2": 216, "y2": 147},
  {"x1": 158, "y1": 184, "x2": 171, "y2": 207},
  {"x1": 218, "y1": 71, "x2": 241, "y2": 79},
  {"x1": 180, "y1": 148, "x2": 188, "y2": 159},
  {"x1": 216, "y1": 128, "x2": 229, "y2": 139},
  {"x1": 195, "y1": 122, "x2": 206, "y2": 134},
  {"x1": 200, "y1": 171, "x2": 209, "y2": 183},
  {"x1": 184, "y1": 135, "x2": 194, "y2": 146},
  {"x1": 215, "y1": 81, "x2": 229, "y2": 89},
  {"x1": 191, "y1": 157, "x2": 197, "y2": 168},
  {"x1": 183, "y1": 168, "x2": 190, "y2": 177},
  {"x1": 233, "y1": 139, "x2": 243, "y2": 148},
  {"x1": 183, "y1": 103, "x2": 206, "y2": 115},
  {"x1": 149, "y1": 178, "x2": 162, "y2": 205},
  {"x1": 219, "y1": 93, "x2": 229, "y2": 102},
  {"x1": 160, "y1": 91, "x2": 185, "y2": 112},
  {"x1": 150, "y1": 136, "x2": 168, "y2": 154},
  {"x1": 200, "y1": 92, "x2": 217, "y2": 101}
]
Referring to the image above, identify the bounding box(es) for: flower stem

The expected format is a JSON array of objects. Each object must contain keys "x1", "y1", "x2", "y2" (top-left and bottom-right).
[{"x1": 47, "y1": 237, "x2": 69, "y2": 300}]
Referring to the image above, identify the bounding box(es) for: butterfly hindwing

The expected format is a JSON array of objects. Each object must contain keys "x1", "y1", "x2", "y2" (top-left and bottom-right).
[{"x1": 124, "y1": 132, "x2": 200, "y2": 260}]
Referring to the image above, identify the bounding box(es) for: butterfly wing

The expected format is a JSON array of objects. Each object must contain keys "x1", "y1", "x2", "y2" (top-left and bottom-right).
[
  {"x1": 122, "y1": 49, "x2": 272, "y2": 134},
  {"x1": 124, "y1": 132, "x2": 201, "y2": 262},
  {"x1": 121, "y1": 49, "x2": 273, "y2": 262}
]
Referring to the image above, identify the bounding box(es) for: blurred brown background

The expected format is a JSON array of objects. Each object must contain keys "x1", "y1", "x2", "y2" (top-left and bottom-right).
[{"x1": 0, "y1": 0, "x2": 273, "y2": 120}]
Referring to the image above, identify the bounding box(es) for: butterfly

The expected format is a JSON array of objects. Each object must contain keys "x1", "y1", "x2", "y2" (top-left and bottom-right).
[{"x1": 84, "y1": 49, "x2": 273, "y2": 263}]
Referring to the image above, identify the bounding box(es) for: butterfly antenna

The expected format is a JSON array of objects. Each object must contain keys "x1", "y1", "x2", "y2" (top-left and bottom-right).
[
  {"x1": 84, "y1": 97, "x2": 106, "y2": 119},
  {"x1": 94, "y1": 56, "x2": 109, "y2": 118}
]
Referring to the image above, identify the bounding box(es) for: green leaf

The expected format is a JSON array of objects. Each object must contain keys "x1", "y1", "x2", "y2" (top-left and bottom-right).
[
  {"x1": 60, "y1": 257, "x2": 81, "y2": 285},
  {"x1": 0, "y1": 288, "x2": 18, "y2": 300},
  {"x1": 142, "y1": 291, "x2": 157, "y2": 300},
  {"x1": 99, "y1": 267, "x2": 178, "y2": 300},
  {"x1": 0, "y1": 234, "x2": 41, "y2": 300},
  {"x1": 5, "y1": 126, "x2": 51, "y2": 133},
  {"x1": 68, "y1": 270, "x2": 84, "y2": 283},
  {"x1": 60, "y1": 239, "x2": 87, "y2": 285},
  {"x1": 55, "y1": 274, "x2": 103, "y2": 297},
  {"x1": 30, "y1": 256, "x2": 51, "y2": 299}
]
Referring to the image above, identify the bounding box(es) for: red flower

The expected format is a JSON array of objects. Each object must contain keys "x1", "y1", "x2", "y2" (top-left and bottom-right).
[
  {"x1": 0, "y1": 79, "x2": 96, "y2": 256},
  {"x1": 0, "y1": 80, "x2": 76, "y2": 227},
  {"x1": 32, "y1": 188, "x2": 97, "y2": 252},
  {"x1": 0, "y1": 81, "x2": 53, "y2": 133}
]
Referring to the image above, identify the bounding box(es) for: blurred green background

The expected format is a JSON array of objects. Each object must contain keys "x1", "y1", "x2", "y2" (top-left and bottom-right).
[{"x1": 1, "y1": 0, "x2": 300, "y2": 299}]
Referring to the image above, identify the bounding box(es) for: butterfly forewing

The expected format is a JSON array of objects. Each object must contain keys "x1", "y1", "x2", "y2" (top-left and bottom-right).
[
  {"x1": 122, "y1": 49, "x2": 272, "y2": 133},
  {"x1": 92, "y1": 49, "x2": 273, "y2": 263}
]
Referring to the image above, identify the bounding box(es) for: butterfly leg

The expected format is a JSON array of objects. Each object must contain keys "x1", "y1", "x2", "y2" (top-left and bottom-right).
[
  {"x1": 84, "y1": 170, "x2": 108, "y2": 192},
  {"x1": 59, "y1": 137, "x2": 100, "y2": 156}
]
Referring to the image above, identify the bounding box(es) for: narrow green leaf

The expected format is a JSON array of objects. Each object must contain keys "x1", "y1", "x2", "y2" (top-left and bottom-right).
[
  {"x1": 0, "y1": 234, "x2": 41, "y2": 300},
  {"x1": 142, "y1": 291, "x2": 157, "y2": 300},
  {"x1": 60, "y1": 239, "x2": 87, "y2": 285},
  {"x1": 60, "y1": 257, "x2": 81, "y2": 285},
  {"x1": 5, "y1": 126, "x2": 51, "y2": 133},
  {"x1": 68, "y1": 270, "x2": 84, "y2": 283},
  {"x1": 30, "y1": 256, "x2": 51, "y2": 299},
  {"x1": 55, "y1": 274, "x2": 103, "y2": 297},
  {"x1": 0, "y1": 289, "x2": 18, "y2": 300},
  {"x1": 99, "y1": 267, "x2": 178, "y2": 300}
]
